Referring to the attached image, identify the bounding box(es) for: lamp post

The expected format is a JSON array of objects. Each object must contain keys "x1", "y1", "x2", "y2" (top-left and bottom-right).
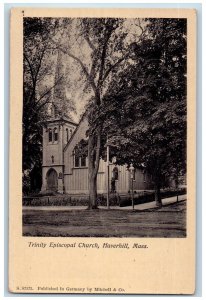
[
  {"x1": 107, "y1": 137, "x2": 110, "y2": 209},
  {"x1": 129, "y1": 163, "x2": 135, "y2": 210}
]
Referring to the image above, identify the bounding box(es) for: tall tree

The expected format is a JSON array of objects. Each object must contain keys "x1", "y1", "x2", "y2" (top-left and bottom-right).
[
  {"x1": 23, "y1": 18, "x2": 75, "y2": 193},
  {"x1": 101, "y1": 18, "x2": 187, "y2": 206},
  {"x1": 23, "y1": 18, "x2": 56, "y2": 171},
  {"x1": 51, "y1": 18, "x2": 145, "y2": 208}
]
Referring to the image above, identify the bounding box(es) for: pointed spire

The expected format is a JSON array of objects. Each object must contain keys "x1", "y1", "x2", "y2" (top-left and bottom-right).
[
  {"x1": 53, "y1": 49, "x2": 67, "y2": 117},
  {"x1": 46, "y1": 50, "x2": 75, "y2": 123}
]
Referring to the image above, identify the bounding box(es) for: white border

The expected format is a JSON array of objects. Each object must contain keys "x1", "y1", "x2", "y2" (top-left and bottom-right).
[{"x1": 2, "y1": 1, "x2": 204, "y2": 299}]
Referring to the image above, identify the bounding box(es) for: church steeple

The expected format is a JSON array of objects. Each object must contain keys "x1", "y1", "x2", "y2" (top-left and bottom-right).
[
  {"x1": 52, "y1": 49, "x2": 68, "y2": 118},
  {"x1": 41, "y1": 50, "x2": 78, "y2": 194}
]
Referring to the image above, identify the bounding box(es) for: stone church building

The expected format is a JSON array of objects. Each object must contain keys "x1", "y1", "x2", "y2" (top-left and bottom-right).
[{"x1": 41, "y1": 51, "x2": 153, "y2": 195}]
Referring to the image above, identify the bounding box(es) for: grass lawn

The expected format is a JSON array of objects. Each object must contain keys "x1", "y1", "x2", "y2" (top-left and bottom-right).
[{"x1": 23, "y1": 200, "x2": 186, "y2": 238}]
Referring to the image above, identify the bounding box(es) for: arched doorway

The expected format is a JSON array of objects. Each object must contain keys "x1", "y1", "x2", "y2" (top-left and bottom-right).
[{"x1": 46, "y1": 168, "x2": 58, "y2": 191}]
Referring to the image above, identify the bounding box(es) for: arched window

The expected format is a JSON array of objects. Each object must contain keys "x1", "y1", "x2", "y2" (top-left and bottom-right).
[
  {"x1": 48, "y1": 128, "x2": 52, "y2": 142},
  {"x1": 66, "y1": 128, "x2": 69, "y2": 142},
  {"x1": 81, "y1": 155, "x2": 86, "y2": 167},
  {"x1": 54, "y1": 128, "x2": 58, "y2": 142},
  {"x1": 73, "y1": 147, "x2": 87, "y2": 168}
]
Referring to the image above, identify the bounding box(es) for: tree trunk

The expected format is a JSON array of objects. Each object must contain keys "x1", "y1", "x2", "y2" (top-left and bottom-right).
[
  {"x1": 154, "y1": 182, "x2": 162, "y2": 207},
  {"x1": 87, "y1": 132, "x2": 101, "y2": 209},
  {"x1": 175, "y1": 170, "x2": 179, "y2": 202},
  {"x1": 88, "y1": 173, "x2": 98, "y2": 209}
]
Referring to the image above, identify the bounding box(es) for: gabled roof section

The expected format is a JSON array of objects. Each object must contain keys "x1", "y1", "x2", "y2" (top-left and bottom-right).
[
  {"x1": 46, "y1": 116, "x2": 78, "y2": 126},
  {"x1": 42, "y1": 114, "x2": 78, "y2": 127},
  {"x1": 63, "y1": 111, "x2": 88, "y2": 152}
]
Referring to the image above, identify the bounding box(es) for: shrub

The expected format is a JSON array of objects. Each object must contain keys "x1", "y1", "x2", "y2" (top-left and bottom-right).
[
  {"x1": 23, "y1": 195, "x2": 89, "y2": 206},
  {"x1": 22, "y1": 188, "x2": 186, "y2": 207}
]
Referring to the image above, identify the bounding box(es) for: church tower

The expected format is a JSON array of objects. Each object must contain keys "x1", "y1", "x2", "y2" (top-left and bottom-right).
[{"x1": 41, "y1": 50, "x2": 77, "y2": 194}]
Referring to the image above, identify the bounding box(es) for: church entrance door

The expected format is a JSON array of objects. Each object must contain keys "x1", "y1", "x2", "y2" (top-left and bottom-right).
[{"x1": 46, "y1": 168, "x2": 58, "y2": 191}]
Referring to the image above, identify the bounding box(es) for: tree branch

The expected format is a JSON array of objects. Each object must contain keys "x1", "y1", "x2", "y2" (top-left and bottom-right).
[
  {"x1": 103, "y1": 53, "x2": 129, "y2": 83},
  {"x1": 84, "y1": 35, "x2": 96, "y2": 52},
  {"x1": 35, "y1": 74, "x2": 63, "y2": 106},
  {"x1": 34, "y1": 46, "x2": 46, "y2": 84},
  {"x1": 97, "y1": 28, "x2": 114, "y2": 88},
  {"x1": 89, "y1": 56, "x2": 98, "y2": 83},
  {"x1": 102, "y1": 20, "x2": 147, "y2": 84},
  {"x1": 24, "y1": 46, "x2": 47, "y2": 105},
  {"x1": 50, "y1": 38, "x2": 99, "y2": 100},
  {"x1": 137, "y1": 19, "x2": 144, "y2": 35},
  {"x1": 27, "y1": 74, "x2": 65, "y2": 126},
  {"x1": 24, "y1": 54, "x2": 35, "y2": 87}
]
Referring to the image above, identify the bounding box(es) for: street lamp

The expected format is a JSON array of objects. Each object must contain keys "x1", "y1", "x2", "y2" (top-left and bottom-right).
[
  {"x1": 129, "y1": 163, "x2": 135, "y2": 210},
  {"x1": 106, "y1": 136, "x2": 110, "y2": 209}
]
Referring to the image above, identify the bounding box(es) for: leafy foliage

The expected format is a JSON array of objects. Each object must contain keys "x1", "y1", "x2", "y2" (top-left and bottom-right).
[
  {"x1": 23, "y1": 18, "x2": 74, "y2": 192},
  {"x1": 23, "y1": 17, "x2": 187, "y2": 205},
  {"x1": 100, "y1": 18, "x2": 187, "y2": 203}
]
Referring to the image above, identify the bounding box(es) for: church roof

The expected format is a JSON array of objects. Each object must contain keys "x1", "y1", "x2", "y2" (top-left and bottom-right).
[
  {"x1": 46, "y1": 115, "x2": 78, "y2": 126},
  {"x1": 45, "y1": 102, "x2": 78, "y2": 126},
  {"x1": 63, "y1": 111, "x2": 88, "y2": 152}
]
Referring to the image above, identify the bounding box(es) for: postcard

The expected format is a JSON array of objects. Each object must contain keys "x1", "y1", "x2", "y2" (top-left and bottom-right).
[{"x1": 9, "y1": 7, "x2": 196, "y2": 294}]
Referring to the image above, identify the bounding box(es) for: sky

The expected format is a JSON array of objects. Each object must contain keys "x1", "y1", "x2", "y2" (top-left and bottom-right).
[{"x1": 37, "y1": 17, "x2": 145, "y2": 123}]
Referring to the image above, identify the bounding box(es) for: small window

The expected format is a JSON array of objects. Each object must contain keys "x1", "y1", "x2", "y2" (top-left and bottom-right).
[
  {"x1": 66, "y1": 128, "x2": 69, "y2": 142},
  {"x1": 48, "y1": 129, "x2": 52, "y2": 142},
  {"x1": 75, "y1": 155, "x2": 80, "y2": 167},
  {"x1": 54, "y1": 128, "x2": 58, "y2": 141}
]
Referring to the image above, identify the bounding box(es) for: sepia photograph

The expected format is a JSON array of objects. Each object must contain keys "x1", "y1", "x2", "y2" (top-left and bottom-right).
[{"x1": 22, "y1": 16, "x2": 187, "y2": 238}]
